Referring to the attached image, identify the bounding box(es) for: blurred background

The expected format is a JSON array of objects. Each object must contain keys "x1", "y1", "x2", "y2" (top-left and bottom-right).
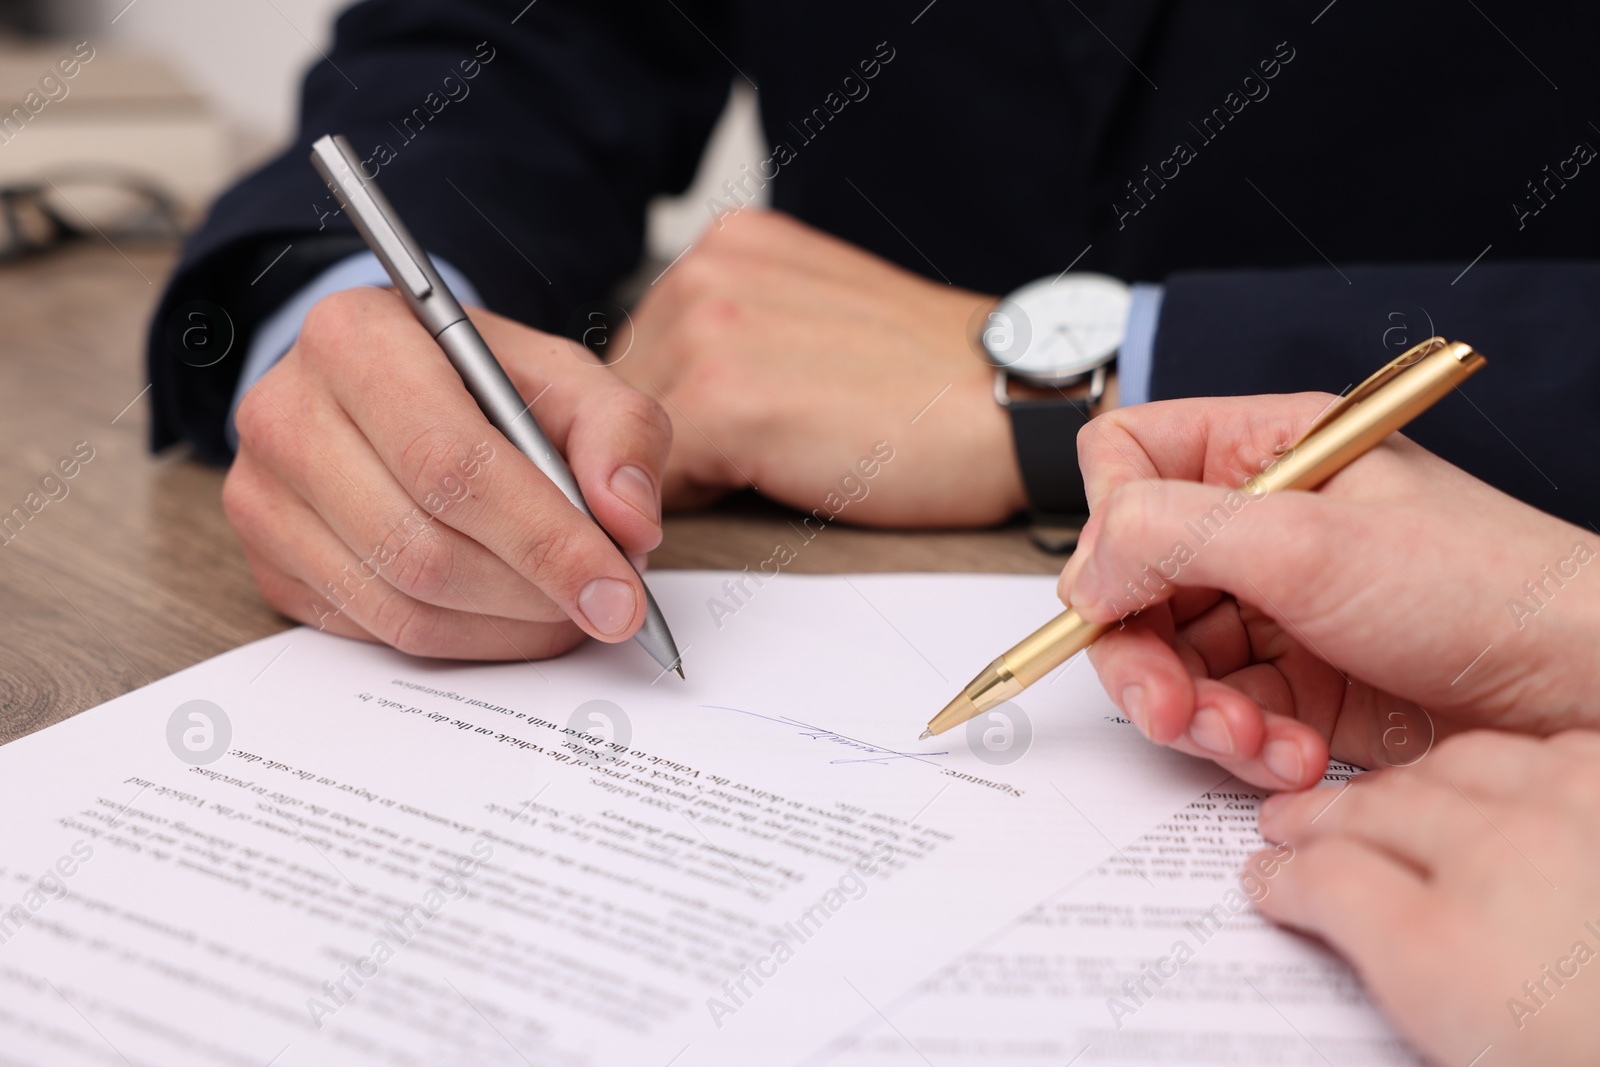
[{"x1": 0, "y1": 0, "x2": 761, "y2": 261}]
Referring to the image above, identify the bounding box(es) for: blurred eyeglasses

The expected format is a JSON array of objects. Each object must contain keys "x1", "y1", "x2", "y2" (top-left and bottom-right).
[{"x1": 0, "y1": 171, "x2": 184, "y2": 263}]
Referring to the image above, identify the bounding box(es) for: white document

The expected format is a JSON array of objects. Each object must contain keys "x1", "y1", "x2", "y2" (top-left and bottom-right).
[
  {"x1": 0, "y1": 572, "x2": 1227, "y2": 1067},
  {"x1": 811, "y1": 764, "x2": 1421, "y2": 1066}
]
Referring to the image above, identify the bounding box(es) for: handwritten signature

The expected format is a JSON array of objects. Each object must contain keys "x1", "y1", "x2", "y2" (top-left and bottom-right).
[{"x1": 700, "y1": 705, "x2": 946, "y2": 766}]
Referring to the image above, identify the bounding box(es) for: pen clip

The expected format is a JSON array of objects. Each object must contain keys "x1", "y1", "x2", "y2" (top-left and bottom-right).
[
  {"x1": 1297, "y1": 335, "x2": 1447, "y2": 441},
  {"x1": 310, "y1": 134, "x2": 434, "y2": 301}
]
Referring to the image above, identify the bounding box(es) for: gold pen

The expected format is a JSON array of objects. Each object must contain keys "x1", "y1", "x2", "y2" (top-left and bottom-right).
[{"x1": 921, "y1": 336, "x2": 1488, "y2": 739}]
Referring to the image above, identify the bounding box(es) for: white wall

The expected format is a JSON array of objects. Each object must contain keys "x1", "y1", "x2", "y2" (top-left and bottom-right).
[
  {"x1": 65, "y1": 0, "x2": 347, "y2": 155},
  {"x1": 651, "y1": 85, "x2": 766, "y2": 256},
  {"x1": 59, "y1": 0, "x2": 767, "y2": 258}
]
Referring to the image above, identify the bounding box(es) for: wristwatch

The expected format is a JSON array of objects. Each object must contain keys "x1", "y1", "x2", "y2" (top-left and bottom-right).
[{"x1": 979, "y1": 272, "x2": 1131, "y2": 553}]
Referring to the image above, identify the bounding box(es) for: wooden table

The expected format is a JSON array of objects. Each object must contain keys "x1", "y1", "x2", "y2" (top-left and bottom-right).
[{"x1": 0, "y1": 245, "x2": 1059, "y2": 744}]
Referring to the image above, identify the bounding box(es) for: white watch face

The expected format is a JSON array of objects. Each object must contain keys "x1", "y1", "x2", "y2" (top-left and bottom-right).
[{"x1": 981, "y1": 273, "x2": 1132, "y2": 382}]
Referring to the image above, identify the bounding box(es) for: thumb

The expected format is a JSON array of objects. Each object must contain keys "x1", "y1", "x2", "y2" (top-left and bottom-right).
[{"x1": 1067, "y1": 479, "x2": 1342, "y2": 626}]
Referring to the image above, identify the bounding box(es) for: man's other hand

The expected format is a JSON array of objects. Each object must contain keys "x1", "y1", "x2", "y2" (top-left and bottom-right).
[{"x1": 614, "y1": 210, "x2": 1026, "y2": 527}]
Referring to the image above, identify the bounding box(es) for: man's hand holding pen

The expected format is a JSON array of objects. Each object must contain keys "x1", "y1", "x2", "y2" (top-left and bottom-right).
[{"x1": 225, "y1": 287, "x2": 672, "y2": 661}]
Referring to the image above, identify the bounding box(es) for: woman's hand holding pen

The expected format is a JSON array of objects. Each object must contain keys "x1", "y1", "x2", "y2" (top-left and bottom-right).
[
  {"x1": 1057, "y1": 393, "x2": 1600, "y2": 791},
  {"x1": 224, "y1": 287, "x2": 671, "y2": 660}
]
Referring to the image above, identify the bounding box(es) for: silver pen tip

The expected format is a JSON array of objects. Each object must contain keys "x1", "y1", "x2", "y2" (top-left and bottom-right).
[
  {"x1": 673, "y1": 665, "x2": 685, "y2": 680},
  {"x1": 918, "y1": 728, "x2": 932, "y2": 741}
]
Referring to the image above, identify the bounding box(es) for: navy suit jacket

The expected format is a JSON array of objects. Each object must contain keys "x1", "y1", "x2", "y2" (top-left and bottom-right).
[{"x1": 148, "y1": 0, "x2": 1600, "y2": 527}]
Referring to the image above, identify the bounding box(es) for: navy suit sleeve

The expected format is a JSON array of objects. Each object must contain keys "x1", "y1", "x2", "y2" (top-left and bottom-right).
[
  {"x1": 146, "y1": 0, "x2": 731, "y2": 463},
  {"x1": 1149, "y1": 263, "x2": 1600, "y2": 528}
]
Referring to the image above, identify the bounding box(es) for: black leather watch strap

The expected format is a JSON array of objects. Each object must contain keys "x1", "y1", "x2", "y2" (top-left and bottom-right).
[{"x1": 1006, "y1": 392, "x2": 1093, "y2": 553}]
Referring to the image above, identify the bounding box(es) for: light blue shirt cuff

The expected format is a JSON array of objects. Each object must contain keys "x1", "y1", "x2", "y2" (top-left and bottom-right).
[
  {"x1": 226, "y1": 251, "x2": 485, "y2": 451},
  {"x1": 1117, "y1": 282, "x2": 1164, "y2": 407}
]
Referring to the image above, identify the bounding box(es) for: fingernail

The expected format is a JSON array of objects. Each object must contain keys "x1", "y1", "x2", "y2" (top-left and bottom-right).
[
  {"x1": 1259, "y1": 793, "x2": 1291, "y2": 828},
  {"x1": 1069, "y1": 556, "x2": 1104, "y2": 617},
  {"x1": 1121, "y1": 684, "x2": 1149, "y2": 737},
  {"x1": 1056, "y1": 552, "x2": 1086, "y2": 603},
  {"x1": 1188, "y1": 706, "x2": 1234, "y2": 757},
  {"x1": 578, "y1": 577, "x2": 637, "y2": 637},
  {"x1": 1263, "y1": 739, "x2": 1304, "y2": 784},
  {"x1": 610, "y1": 465, "x2": 660, "y2": 525},
  {"x1": 628, "y1": 552, "x2": 650, "y2": 574}
]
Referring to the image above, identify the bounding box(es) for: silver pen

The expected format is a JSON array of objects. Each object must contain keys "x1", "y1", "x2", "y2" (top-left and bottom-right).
[{"x1": 309, "y1": 133, "x2": 684, "y2": 677}]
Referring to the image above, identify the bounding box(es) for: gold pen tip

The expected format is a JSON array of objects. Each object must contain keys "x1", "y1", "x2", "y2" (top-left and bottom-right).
[
  {"x1": 924, "y1": 689, "x2": 986, "y2": 740},
  {"x1": 917, "y1": 728, "x2": 932, "y2": 741}
]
